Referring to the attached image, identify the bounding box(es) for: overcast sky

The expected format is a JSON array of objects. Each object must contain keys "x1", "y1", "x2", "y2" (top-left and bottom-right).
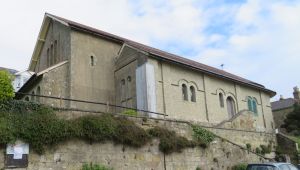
[{"x1": 0, "y1": 0, "x2": 299, "y2": 100}]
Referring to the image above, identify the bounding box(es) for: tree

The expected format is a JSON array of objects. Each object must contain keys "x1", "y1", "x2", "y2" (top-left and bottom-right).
[
  {"x1": 0, "y1": 70, "x2": 14, "y2": 102},
  {"x1": 282, "y1": 103, "x2": 300, "y2": 135}
]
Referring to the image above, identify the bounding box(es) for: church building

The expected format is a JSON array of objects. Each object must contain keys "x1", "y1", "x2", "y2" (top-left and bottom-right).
[{"x1": 18, "y1": 13, "x2": 276, "y2": 133}]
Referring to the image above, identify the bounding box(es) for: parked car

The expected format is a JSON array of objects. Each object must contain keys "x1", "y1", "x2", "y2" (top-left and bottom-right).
[{"x1": 247, "y1": 163, "x2": 299, "y2": 170}]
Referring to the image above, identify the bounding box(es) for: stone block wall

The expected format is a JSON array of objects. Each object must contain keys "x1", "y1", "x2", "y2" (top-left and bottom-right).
[
  {"x1": 0, "y1": 138, "x2": 266, "y2": 170},
  {"x1": 0, "y1": 111, "x2": 276, "y2": 170}
]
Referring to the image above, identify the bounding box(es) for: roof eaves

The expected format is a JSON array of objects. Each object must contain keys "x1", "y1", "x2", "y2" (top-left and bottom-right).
[
  {"x1": 148, "y1": 52, "x2": 276, "y2": 96},
  {"x1": 44, "y1": 13, "x2": 276, "y2": 96}
]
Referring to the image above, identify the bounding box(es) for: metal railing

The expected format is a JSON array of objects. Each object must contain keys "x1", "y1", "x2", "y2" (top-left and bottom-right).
[{"x1": 15, "y1": 92, "x2": 168, "y2": 117}]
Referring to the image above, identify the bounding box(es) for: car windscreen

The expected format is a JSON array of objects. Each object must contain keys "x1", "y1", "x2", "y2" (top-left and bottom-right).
[{"x1": 247, "y1": 165, "x2": 278, "y2": 170}]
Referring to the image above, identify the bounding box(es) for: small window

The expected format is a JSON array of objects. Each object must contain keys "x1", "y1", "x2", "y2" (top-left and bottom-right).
[
  {"x1": 127, "y1": 76, "x2": 131, "y2": 82},
  {"x1": 50, "y1": 44, "x2": 54, "y2": 66},
  {"x1": 36, "y1": 86, "x2": 41, "y2": 103},
  {"x1": 47, "y1": 48, "x2": 49, "y2": 65},
  {"x1": 31, "y1": 91, "x2": 35, "y2": 101},
  {"x1": 126, "y1": 76, "x2": 132, "y2": 100},
  {"x1": 54, "y1": 40, "x2": 58, "y2": 64},
  {"x1": 219, "y1": 93, "x2": 224, "y2": 107},
  {"x1": 190, "y1": 86, "x2": 196, "y2": 102},
  {"x1": 90, "y1": 56, "x2": 95, "y2": 66},
  {"x1": 24, "y1": 97, "x2": 29, "y2": 101},
  {"x1": 182, "y1": 84, "x2": 188, "y2": 101},
  {"x1": 121, "y1": 79, "x2": 125, "y2": 102}
]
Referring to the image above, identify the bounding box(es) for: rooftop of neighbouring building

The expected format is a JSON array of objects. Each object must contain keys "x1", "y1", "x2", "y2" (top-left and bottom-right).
[{"x1": 271, "y1": 86, "x2": 300, "y2": 111}]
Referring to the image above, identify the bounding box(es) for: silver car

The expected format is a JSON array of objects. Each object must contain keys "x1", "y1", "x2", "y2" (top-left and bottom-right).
[{"x1": 246, "y1": 163, "x2": 299, "y2": 170}]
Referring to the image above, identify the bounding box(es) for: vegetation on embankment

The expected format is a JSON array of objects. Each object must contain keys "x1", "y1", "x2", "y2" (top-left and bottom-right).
[{"x1": 0, "y1": 100, "x2": 215, "y2": 154}]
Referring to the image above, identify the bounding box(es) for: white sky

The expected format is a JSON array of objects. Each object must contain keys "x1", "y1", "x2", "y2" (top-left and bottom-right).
[{"x1": 0, "y1": 0, "x2": 299, "y2": 100}]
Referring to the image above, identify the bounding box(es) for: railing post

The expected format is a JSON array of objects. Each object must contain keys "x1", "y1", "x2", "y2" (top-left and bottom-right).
[{"x1": 106, "y1": 101, "x2": 109, "y2": 113}]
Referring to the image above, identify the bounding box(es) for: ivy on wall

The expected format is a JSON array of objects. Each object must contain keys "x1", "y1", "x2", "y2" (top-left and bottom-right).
[{"x1": 0, "y1": 100, "x2": 216, "y2": 154}]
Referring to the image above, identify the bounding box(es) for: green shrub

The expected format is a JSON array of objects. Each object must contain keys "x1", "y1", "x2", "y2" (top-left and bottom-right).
[
  {"x1": 192, "y1": 125, "x2": 215, "y2": 145},
  {"x1": 73, "y1": 115, "x2": 118, "y2": 142},
  {"x1": 0, "y1": 100, "x2": 217, "y2": 154},
  {"x1": 232, "y1": 163, "x2": 247, "y2": 170},
  {"x1": 196, "y1": 167, "x2": 201, "y2": 170},
  {"x1": 255, "y1": 147, "x2": 261, "y2": 154},
  {"x1": 148, "y1": 127, "x2": 196, "y2": 154},
  {"x1": 246, "y1": 143, "x2": 251, "y2": 150},
  {"x1": 282, "y1": 104, "x2": 300, "y2": 134},
  {"x1": 113, "y1": 117, "x2": 149, "y2": 147},
  {"x1": 82, "y1": 163, "x2": 113, "y2": 170},
  {"x1": 0, "y1": 70, "x2": 14, "y2": 103},
  {"x1": 260, "y1": 144, "x2": 271, "y2": 155},
  {"x1": 122, "y1": 109, "x2": 138, "y2": 116}
]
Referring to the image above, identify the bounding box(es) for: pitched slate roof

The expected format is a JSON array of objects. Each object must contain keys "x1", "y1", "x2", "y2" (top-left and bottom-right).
[
  {"x1": 43, "y1": 13, "x2": 276, "y2": 96},
  {"x1": 271, "y1": 98, "x2": 296, "y2": 111}
]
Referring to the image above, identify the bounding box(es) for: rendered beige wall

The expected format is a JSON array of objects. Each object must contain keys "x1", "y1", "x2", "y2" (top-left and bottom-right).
[
  {"x1": 69, "y1": 30, "x2": 122, "y2": 111},
  {"x1": 148, "y1": 57, "x2": 274, "y2": 132}
]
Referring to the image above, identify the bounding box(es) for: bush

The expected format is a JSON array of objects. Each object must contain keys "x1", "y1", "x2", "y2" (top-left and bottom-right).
[
  {"x1": 192, "y1": 125, "x2": 215, "y2": 145},
  {"x1": 0, "y1": 100, "x2": 217, "y2": 154},
  {"x1": 246, "y1": 143, "x2": 251, "y2": 150},
  {"x1": 113, "y1": 116, "x2": 150, "y2": 147},
  {"x1": 82, "y1": 163, "x2": 113, "y2": 170},
  {"x1": 232, "y1": 163, "x2": 247, "y2": 170},
  {"x1": 0, "y1": 70, "x2": 14, "y2": 103},
  {"x1": 260, "y1": 144, "x2": 271, "y2": 155},
  {"x1": 255, "y1": 147, "x2": 261, "y2": 154},
  {"x1": 73, "y1": 115, "x2": 118, "y2": 142},
  {"x1": 282, "y1": 104, "x2": 300, "y2": 134},
  {"x1": 148, "y1": 127, "x2": 196, "y2": 154}
]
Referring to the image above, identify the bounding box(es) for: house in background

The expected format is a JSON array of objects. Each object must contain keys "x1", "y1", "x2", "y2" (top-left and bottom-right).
[
  {"x1": 0, "y1": 67, "x2": 18, "y2": 75},
  {"x1": 17, "y1": 13, "x2": 276, "y2": 134},
  {"x1": 271, "y1": 86, "x2": 300, "y2": 129},
  {"x1": 12, "y1": 70, "x2": 34, "y2": 92}
]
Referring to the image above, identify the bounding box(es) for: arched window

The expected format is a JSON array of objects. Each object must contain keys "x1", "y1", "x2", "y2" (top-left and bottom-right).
[
  {"x1": 50, "y1": 44, "x2": 54, "y2": 66},
  {"x1": 248, "y1": 97, "x2": 258, "y2": 115},
  {"x1": 226, "y1": 96, "x2": 236, "y2": 118},
  {"x1": 90, "y1": 56, "x2": 95, "y2": 66},
  {"x1": 190, "y1": 86, "x2": 196, "y2": 102},
  {"x1": 54, "y1": 40, "x2": 58, "y2": 64},
  {"x1": 24, "y1": 96, "x2": 29, "y2": 101},
  {"x1": 182, "y1": 84, "x2": 188, "y2": 101},
  {"x1": 252, "y1": 100, "x2": 257, "y2": 114},
  {"x1": 126, "y1": 76, "x2": 132, "y2": 99},
  {"x1": 36, "y1": 86, "x2": 41, "y2": 103},
  {"x1": 219, "y1": 93, "x2": 224, "y2": 108},
  {"x1": 47, "y1": 48, "x2": 50, "y2": 67},
  {"x1": 121, "y1": 79, "x2": 125, "y2": 103}
]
